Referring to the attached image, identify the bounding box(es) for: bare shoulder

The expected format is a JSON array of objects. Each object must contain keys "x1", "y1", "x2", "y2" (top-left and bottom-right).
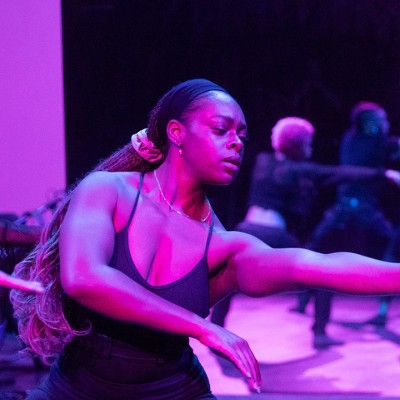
[
  {"x1": 72, "y1": 171, "x2": 142, "y2": 202},
  {"x1": 209, "y1": 225, "x2": 272, "y2": 269},
  {"x1": 208, "y1": 225, "x2": 274, "y2": 303},
  {"x1": 74, "y1": 171, "x2": 134, "y2": 191},
  {"x1": 68, "y1": 171, "x2": 144, "y2": 230},
  {"x1": 212, "y1": 224, "x2": 273, "y2": 248}
]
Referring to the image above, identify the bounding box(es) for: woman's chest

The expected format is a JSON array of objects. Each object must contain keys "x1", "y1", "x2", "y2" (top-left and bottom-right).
[
  {"x1": 110, "y1": 214, "x2": 212, "y2": 316},
  {"x1": 125, "y1": 205, "x2": 212, "y2": 286}
]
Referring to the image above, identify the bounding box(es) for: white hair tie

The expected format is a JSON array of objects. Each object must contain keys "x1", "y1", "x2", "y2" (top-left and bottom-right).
[{"x1": 131, "y1": 129, "x2": 163, "y2": 163}]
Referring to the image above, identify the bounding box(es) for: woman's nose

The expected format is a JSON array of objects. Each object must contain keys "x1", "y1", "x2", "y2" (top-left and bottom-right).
[{"x1": 228, "y1": 134, "x2": 244, "y2": 152}]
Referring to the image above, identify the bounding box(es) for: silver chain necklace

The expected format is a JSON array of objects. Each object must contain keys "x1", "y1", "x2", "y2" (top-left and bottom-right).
[{"x1": 153, "y1": 169, "x2": 211, "y2": 224}]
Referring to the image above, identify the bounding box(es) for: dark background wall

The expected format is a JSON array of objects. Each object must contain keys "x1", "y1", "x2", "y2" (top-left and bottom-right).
[{"x1": 62, "y1": 0, "x2": 400, "y2": 229}]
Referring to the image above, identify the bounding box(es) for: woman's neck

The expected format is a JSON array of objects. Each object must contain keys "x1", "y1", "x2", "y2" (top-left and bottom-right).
[{"x1": 152, "y1": 165, "x2": 210, "y2": 224}]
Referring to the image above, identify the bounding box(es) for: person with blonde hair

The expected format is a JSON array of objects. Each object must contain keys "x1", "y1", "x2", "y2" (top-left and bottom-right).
[
  {"x1": 211, "y1": 115, "x2": 400, "y2": 349},
  {"x1": 10, "y1": 80, "x2": 400, "y2": 399}
]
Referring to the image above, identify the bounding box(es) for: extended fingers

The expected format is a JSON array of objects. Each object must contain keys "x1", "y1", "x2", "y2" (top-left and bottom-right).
[
  {"x1": 385, "y1": 169, "x2": 400, "y2": 186},
  {"x1": 233, "y1": 341, "x2": 261, "y2": 393},
  {"x1": 27, "y1": 281, "x2": 45, "y2": 294},
  {"x1": 0, "y1": 273, "x2": 44, "y2": 294},
  {"x1": 199, "y1": 323, "x2": 261, "y2": 392}
]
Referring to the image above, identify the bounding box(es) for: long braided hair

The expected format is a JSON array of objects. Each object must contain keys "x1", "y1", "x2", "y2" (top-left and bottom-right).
[
  {"x1": 10, "y1": 100, "x2": 167, "y2": 364},
  {"x1": 10, "y1": 79, "x2": 230, "y2": 364}
]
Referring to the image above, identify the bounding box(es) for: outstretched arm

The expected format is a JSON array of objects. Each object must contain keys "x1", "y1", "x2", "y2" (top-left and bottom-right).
[
  {"x1": 0, "y1": 271, "x2": 44, "y2": 293},
  {"x1": 223, "y1": 231, "x2": 400, "y2": 297},
  {"x1": 59, "y1": 172, "x2": 260, "y2": 391}
]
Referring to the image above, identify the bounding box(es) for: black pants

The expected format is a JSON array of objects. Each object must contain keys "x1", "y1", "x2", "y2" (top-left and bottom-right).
[
  {"x1": 307, "y1": 201, "x2": 393, "y2": 335},
  {"x1": 27, "y1": 336, "x2": 216, "y2": 400},
  {"x1": 296, "y1": 289, "x2": 333, "y2": 335}
]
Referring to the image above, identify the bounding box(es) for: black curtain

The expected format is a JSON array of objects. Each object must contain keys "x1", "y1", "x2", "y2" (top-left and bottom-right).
[{"x1": 62, "y1": 0, "x2": 400, "y2": 228}]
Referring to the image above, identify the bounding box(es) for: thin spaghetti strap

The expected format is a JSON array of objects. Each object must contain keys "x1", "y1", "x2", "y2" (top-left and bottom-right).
[
  {"x1": 126, "y1": 173, "x2": 145, "y2": 227},
  {"x1": 204, "y1": 212, "x2": 214, "y2": 256}
]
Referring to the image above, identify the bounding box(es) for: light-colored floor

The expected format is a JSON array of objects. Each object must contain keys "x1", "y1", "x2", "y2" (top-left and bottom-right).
[
  {"x1": 1, "y1": 293, "x2": 400, "y2": 399},
  {"x1": 191, "y1": 293, "x2": 400, "y2": 398}
]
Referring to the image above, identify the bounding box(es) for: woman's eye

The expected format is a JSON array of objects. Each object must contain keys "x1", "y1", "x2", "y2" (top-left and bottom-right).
[
  {"x1": 239, "y1": 135, "x2": 249, "y2": 143},
  {"x1": 212, "y1": 128, "x2": 226, "y2": 134}
]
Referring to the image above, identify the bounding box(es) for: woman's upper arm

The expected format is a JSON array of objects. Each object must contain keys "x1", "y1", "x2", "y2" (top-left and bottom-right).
[
  {"x1": 223, "y1": 232, "x2": 303, "y2": 296},
  {"x1": 59, "y1": 172, "x2": 120, "y2": 294},
  {"x1": 226, "y1": 235, "x2": 400, "y2": 297}
]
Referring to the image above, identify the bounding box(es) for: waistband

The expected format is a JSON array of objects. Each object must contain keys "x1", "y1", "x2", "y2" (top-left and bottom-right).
[{"x1": 71, "y1": 333, "x2": 188, "y2": 364}]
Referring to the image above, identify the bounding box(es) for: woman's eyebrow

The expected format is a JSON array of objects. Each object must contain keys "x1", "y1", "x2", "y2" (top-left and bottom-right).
[{"x1": 212, "y1": 115, "x2": 247, "y2": 131}]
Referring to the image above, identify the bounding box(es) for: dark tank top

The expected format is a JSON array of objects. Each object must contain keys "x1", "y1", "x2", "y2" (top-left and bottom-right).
[{"x1": 78, "y1": 173, "x2": 214, "y2": 358}]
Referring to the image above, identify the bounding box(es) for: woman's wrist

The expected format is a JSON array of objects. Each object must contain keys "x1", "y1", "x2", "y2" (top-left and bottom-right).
[{"x1": 385, "y1": 169, "x2": 400, "y2": 186}]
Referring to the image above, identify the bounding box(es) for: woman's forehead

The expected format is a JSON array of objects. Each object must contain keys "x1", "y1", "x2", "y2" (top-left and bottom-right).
[{"x1": 193, "y1": 92, "x2": 245, "y2": 119}]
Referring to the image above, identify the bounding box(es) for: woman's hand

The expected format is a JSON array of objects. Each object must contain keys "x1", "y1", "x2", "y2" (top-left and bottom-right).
[
  {"x1": 197, "y1": 320, "x2": 261, "y2": 393},
  {"x1": 385, "y1": 169, "x2": 400, "y2": 187},
  {"x1": 0, "y1": 271, "x2": 44, "y2": 294}
]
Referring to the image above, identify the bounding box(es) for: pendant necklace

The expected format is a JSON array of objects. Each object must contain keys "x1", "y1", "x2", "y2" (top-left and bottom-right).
[{"x1": 154, "y1": 169, "x2": 211, "y2": 224}]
